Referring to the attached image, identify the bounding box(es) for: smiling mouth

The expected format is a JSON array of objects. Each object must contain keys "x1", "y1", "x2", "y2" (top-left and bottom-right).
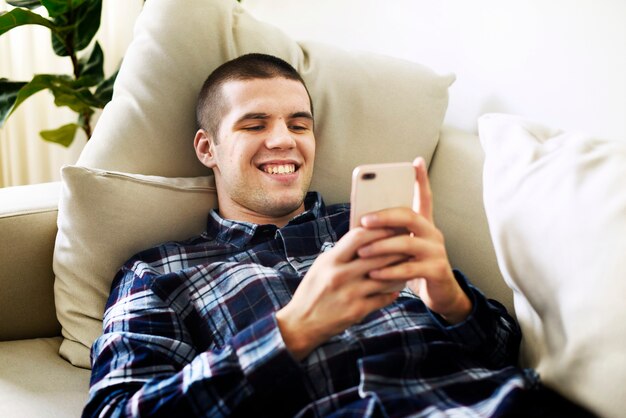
[{"x1": 259, "y1": 163, "x2": 298, "y2": 175}]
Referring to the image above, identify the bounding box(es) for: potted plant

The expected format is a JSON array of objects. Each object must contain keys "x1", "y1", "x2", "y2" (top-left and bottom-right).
[{"x1": 0, "y1": 0, "x2": 117, "y2": 147}]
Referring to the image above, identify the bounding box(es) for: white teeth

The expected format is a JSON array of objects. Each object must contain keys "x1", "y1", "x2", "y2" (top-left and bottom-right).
[{"x1": 263, "y1": 164, "x2": 295, "y2": 174}]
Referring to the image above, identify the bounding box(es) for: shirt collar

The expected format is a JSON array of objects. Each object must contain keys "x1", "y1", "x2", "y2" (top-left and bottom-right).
[{"x1": 205, "y1": 192, "x2": 326, "y2": 248}]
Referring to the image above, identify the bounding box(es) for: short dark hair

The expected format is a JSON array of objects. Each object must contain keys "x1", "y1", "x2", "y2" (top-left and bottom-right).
[{"x1": 195, "y1": 53, "x2": 314, "y2": 141}]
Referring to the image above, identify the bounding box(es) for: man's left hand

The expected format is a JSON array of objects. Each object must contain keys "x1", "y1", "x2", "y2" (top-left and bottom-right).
[{"x1": 356, "y1": 157, "x2": 472, "y2": 324}]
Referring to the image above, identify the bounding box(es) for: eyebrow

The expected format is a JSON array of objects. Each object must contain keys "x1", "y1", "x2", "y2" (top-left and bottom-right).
[
  {"x1": 235, "y1": 111, "x2": 314, "y2": 125},
  {"x1": 236, "y1": 113, "x2": 270, "y2": 123},
  {"x1": 290, "y1": 111, "x2": 314, "y2": 120}
]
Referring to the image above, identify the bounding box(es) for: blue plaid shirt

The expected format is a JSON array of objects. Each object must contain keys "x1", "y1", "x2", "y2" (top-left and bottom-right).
[{"x1": 84, "y1": 192, "x2": 537, "y2": 417}]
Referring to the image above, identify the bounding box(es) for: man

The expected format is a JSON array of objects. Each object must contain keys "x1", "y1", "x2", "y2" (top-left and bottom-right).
[{"x1": 83, "y1": 54, "x2": 590, "y2": 417}]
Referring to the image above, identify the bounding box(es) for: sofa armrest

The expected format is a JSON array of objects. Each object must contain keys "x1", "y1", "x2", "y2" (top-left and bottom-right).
[{"x1": 0, "y1": 182, "x2": 62, "y2": 340}]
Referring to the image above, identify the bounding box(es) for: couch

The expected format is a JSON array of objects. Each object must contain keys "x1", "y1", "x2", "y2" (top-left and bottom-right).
[
  {"x1": 0, "y1": 126, "x2": 503, "y2": 418},
  {"x1": 1, "y1": 0, "x2": 624, "y2": 417}
]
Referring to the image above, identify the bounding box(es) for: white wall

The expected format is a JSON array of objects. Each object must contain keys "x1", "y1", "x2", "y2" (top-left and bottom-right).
[{"x1": 243, "y1": 0, "x2": 626, "y2": 141}]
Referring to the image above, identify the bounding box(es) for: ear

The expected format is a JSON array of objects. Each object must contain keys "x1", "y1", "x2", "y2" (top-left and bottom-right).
[{"x1": 194, "y1": 129, "x2": 217, "y2": 168}]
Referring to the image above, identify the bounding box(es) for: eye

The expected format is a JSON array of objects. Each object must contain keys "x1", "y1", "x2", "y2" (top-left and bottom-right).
[
  {"x1": 289, "y1": 120, "x2": 312, "y2": 132},
  {"x1": 242, "y1": 125, "x2": 264, "y2": 131}
]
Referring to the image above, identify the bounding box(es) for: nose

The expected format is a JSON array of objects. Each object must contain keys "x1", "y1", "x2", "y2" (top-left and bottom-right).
[{"x1": 265, "y1": 121, "x2": 296, "y2": 150}]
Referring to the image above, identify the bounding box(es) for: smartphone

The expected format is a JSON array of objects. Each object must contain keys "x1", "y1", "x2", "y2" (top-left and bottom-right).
[{"x1": 349, "y1": 162, "x2": 417, "y2": 229}]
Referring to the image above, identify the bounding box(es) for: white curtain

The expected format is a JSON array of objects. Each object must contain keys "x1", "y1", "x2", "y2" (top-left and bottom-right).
[{"x1": 0, "y1": 0, "x2": 143, "y2": 187}]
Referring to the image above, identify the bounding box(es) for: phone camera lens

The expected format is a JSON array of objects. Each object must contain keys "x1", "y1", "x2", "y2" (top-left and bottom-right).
[{"x1": 362, "y1": 173, "x2": 376, "y2": 180}]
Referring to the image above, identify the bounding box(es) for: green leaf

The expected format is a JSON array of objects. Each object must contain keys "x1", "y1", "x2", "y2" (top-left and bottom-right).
[
  {"x1": 93, "y1": 68, "x2": 118, "y2": 105},
  {"x1": 3, "y1": 74, "x2": 101, "y2": 119},
  {"x1": 0, "y1": 7, "x2": 56, "y2": 36},
  {"x1": 52, "y1": 86, "x2": 99, "y2": 112},
  {"x1": 51, "y1": 0, "x2": 102, "y2": 56},
  {"x1": 75, "y1": 41, "x2": 104, "y2": 87},
  {"x1": 40, "y1": 123, "x2": 79, "y2": 147},
  {"x1": 40, "y1": 0, "x2": 88, "y2": 18},
  {"x1": 4, "y1": 74, "x2": 70, "y2": 120},
  {"x1": 0, "y1": 79, "x2": 28, "y2": 127},
  {"x1": 6, "y1": 1, "x2": 43, "y2": 9}
]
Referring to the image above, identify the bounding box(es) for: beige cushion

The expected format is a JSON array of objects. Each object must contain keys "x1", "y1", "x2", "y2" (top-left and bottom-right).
[
  {"x1": 0, "y1": 337, "x2": 90, "y2": 418},
  {"x1": 54, "y1": 0, "x2": 454, "y2": 367},
  {"x1": 479, "y1": 113, "x2": 626, "y2": 418},
  {"x1": 54, "y1": 166, "x2": 217, "y2": 368},
  {"x1": 429, "y1": 127, "x2": 512, "y2": 312}
]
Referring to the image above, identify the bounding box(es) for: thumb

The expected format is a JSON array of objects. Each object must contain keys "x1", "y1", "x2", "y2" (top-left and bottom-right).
[{"x1": 413, "y1": 157, "x2": 433, "y2": 222}]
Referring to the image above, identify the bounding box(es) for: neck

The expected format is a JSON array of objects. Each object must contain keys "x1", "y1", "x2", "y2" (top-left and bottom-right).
[{"x1": 217, "y1": 198, "x2": 306, "y2": 228}]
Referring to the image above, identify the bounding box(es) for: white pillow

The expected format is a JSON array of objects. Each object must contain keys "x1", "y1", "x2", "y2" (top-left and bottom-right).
[
  {"x1": 53, "y1": 166, "x2": 217, "y2": 368},
  {"x1": 479, "y1": 113, "x2": 626, "y2": 418},
  {"x1": 53, "y1": 0, "x2": 454, "y2": 367}
]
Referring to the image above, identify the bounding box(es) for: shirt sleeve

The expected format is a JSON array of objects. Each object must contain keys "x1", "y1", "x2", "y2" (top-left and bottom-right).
[
  {"x1": 427, "y1": 269, "x2": 522, "y2": 368},
  {"x1": 83, "y1": 268, "x2": 303, "y2": 418}
]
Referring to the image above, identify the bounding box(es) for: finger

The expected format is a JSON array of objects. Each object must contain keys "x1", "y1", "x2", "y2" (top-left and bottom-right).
[
  {"x1": 361, "y1": 291, "x2": 401, "y2": 315},
  {"x1": 369, "y1": 258, "x2": 452, "y2": 282},
  {"x1": 333, "y1": 227, "x2": 396, "y2": 263},
  {"x1": 357, "y1": 233, "x2": 437, "y2": 260},
  {"x1": 360, "y1": 207, "x2": 438, "y2": 240},
  {"x1": 374, "y1": 280, "x2": 407, "y2": 294},
  {"x1": 320, "y1": 253, "x2": 405, "y2": 290},
  {"x1": 356, "y1": 276, "x2": 407, "y2": 296},
  {"x1": 344, "y1": 253, "x2": 408, "y2": 278},
  {"x1": 413, "y1": 156, "x2": 434, "y2": 222}
]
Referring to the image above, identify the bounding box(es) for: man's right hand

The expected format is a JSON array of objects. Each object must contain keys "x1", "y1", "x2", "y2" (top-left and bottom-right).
[{"x1": 276, "y1": 227, "x2": 407, "y2": 360}]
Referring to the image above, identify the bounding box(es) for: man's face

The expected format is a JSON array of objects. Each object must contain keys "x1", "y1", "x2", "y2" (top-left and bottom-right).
[{"x1": 198, "y1": 77, "x2": 315, "y2": 224}]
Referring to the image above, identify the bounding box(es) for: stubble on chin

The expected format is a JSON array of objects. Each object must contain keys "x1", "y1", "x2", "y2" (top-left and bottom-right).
[{"x1": 240, "y1": 187, "x2": 307, "y2": 218}]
